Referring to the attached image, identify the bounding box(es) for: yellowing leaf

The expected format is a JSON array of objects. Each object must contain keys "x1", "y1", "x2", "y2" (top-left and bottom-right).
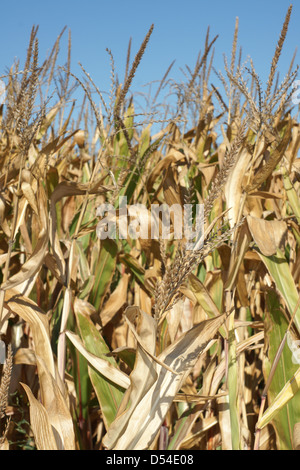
[
  {"x1": 66, "y1": 330, "x2": 130, "y2": 390},
  {"x1": 21, "y1": 383, "x2": 59, "y2": 450},
  {"x1": 257, "y1": 365, "x2": 300, "y2": 431}
]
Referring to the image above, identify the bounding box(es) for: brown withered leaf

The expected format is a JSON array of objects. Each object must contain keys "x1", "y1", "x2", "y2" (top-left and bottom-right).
[
  {"x1": 245, "y1": 118, "x2": 292, "y2": 193},
  {"x1": 1, "y1": 182, "x2": 48, "y2": 293},
  {"x1": 21, "y1": 383, "x2": 59, "y2": 450},
  {"x1": 103, "y1": 312, "x2": 227, "y2": 450},
  {"x1": 102, "y1": 306, "x2": 158, "y2": 448},
  {"x1": 162, "y1": 165, "x2": 183, "y2": 208},
  {"x1": 246, "y1": 215, "x2": 287, "y2": 256},
  {"x1": 146, "y1": 150, "x2": 185, "y2": 191},
  {"x1": 224, "y1": 148, "x2": 252, "y2": 227},
  {"x1": 35, "y1": 355, "x2": 76, "y2": 450},
  {"x1": 4, "y1": 287, "x2": 55, "y2": 378},
  {"x1": 61, "y1": 195, "x2": 76, "y2": 233},
  {"x1": 100, "y1": 273, "x2": 129, "y2": 327}
]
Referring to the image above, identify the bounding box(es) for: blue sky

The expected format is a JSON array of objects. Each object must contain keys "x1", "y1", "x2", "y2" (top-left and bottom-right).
[{"x1": 0, "y1": 0, "x2": 298, "y2": 122}]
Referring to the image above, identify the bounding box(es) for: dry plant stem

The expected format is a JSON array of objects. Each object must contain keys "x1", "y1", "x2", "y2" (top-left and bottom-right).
[
  {"x1": 225, "y1": 289, "x2": 240, "y2": 449},
  {"x1": 0, "y1": 344, "x2": 13, "y2": 446},
  {"x1": 0, "y1": 167, "x2": 25, "y2": 329},
  {"x1": 254, "y1": 294, "x2": 300, "y2": 450}
]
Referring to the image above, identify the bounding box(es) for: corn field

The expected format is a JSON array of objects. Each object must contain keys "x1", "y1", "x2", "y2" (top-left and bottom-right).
[{"x1": 0, "y1": 5, "x2": 300, "y2": 451}]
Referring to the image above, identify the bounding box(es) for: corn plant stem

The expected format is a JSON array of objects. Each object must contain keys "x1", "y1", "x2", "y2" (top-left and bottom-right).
[
  {"x1": 224, "y1": 336, "x2": 229, "y2": 387},
  {"x1": 0, "y1": 159, "x2": 25, "y2": 330},
  {"x1": 254, "y1": 294, "x2": 300, "y2": 450},
  {"x1": 225, "y1": 289, "x2": 240, "y2": 449}
]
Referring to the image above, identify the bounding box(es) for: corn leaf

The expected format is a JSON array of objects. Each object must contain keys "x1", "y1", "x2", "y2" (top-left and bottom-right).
[
  {"x1": 74, "y1": 309, "x2": 126, "y2": 429},
  {"x1": 260, "y1": 290, "x2": 300, "y2": 449}
]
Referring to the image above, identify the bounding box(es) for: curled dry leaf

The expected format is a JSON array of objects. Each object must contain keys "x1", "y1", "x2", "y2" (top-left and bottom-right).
[
  {"x1": 103, "y1": 312, "x2": 227, "y2": 450},
  {"x1": 4, "y1": 287, "x2": 55, "y2": 378},
  {"x1": 103, "y1": 307, "x2": 158, "y2": 448},
  {"x1": 4, "y1": 291, "x2": 76, "y2": 450},
  {"x1": 14, "y1": 347, "x2": 36, "y2": 366},
  {"x1": 73, "y1": 298, "x2": 96, "y2": 317},
  {"x1": 100, "y1": 273, "x2": 129, "y2": 327},
  {"x1": 146, "y1": 150, "x2": 185, "y2": 192},
  {"x1": 21, "y1": 383, "x2": 59, "y2": 451},
  {"x1": 35, "y1": 356, "x2": 76, "y2": 450},
  {"x1": 21, "y1": 181, "x2": 38, "y2": 215},
  {"x1": 224, "y1": 148, "x2": 252, "y2": 228},
  {"x1": 1, "y1": 181, "x2": 48, "y2": 293},
  {"x1": 247, "y1": 215, "x2": 287, "y2": 256}
]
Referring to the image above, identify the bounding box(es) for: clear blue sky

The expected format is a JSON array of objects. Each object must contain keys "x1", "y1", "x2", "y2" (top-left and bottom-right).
[{"x1": 0, "y1": 0, "x2": 298, "y2": 121}]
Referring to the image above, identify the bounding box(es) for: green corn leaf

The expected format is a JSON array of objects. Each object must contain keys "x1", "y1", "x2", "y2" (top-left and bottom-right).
[
  {"x1": 89, "y1": 239, "x2": 117, "y2": 312},
  {"x1": 258, "y1": 248, "x2": 300, "y2": 335},
  {"x1": 75, "y1": 310, "x2": 125, "y2": 429},
  {"x1": 261, "y1": 290, "x2": 300, "y2": 449},
  {"x1": 283, "y1": 170, "x2": 300, "y2": 225}
]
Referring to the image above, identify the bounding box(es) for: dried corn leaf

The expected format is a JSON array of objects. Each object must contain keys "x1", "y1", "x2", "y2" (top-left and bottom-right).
[
  {"x1": 21, "y1": 383, "x2": 59, "y2": 450},
  {"x1": 103, "y1": 306, "x2": 158, "y2": 448},
  {"x1": 35, "y1": 356, "x2": 75, "y2": 450},
  {"x1": 247, "y1": 216, "x2": 287, "y2": 256},
  {"x1": 189, "y1": 273, "x2": 226, "y2": 338},
  {"x1": 100, "y1": 273, "x2": 129, "y2": 327},
  {"x1": 21, "y1": 181, "x2": 38, "y2": 215},
  {"x1": 103, "y1": 313, "x2": 226, "y2": 450},
  {"x1": 14, "y1": 347, "x2": 36, "y2": 366},
  {"x1": 1, "y1": 182, "x2": 48, "y2": 292},
  {"x1": 4, "y1": 287, "x2": 55, "y2": 377},
  {"x1": 224, "y1": 148, "x2": 252, "y2": 227},
  {"x1": 245, "y1": 118, "x2": 292, "y2": 193}
]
